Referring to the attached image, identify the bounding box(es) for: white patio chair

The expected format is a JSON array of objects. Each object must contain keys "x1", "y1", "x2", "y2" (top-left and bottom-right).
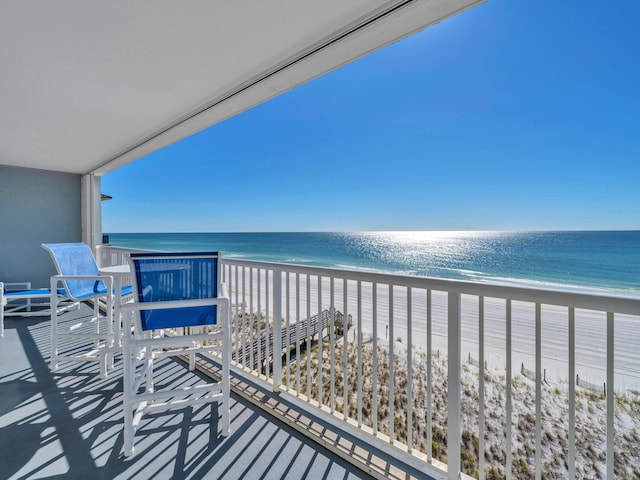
[
  {"x1": 1, "y1": 281, "x2": 79, "y2": 337},
  {"x1": 42, "y1": 242, "x2": 131, "y2": 378},
  {"x1": 121, "y1": 251, "x2": 230, "y2": 457}
]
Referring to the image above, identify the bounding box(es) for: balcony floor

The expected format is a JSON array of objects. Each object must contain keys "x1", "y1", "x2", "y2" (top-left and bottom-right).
[{"x1": 0, "y1": 309, "x2": 374, "y2": 480}]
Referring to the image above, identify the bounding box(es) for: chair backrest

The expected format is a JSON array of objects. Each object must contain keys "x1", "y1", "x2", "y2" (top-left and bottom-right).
[
  {"x1": 42, "y1": 243, "x2": 105, "y2": 299},
  {"x1": 129, "y1": 251, "x2": 220, "y2": 331}
]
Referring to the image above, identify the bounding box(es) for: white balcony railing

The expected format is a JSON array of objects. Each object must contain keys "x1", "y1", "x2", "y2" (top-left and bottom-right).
[{"x1": 98, "y1": 245, "x2": 640, "y2": 479}]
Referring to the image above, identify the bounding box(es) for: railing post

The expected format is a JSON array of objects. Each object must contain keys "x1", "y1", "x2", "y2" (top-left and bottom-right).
[
  {"x1": 535, "y1": 303, "x2": 542, "y2": 480},
  {"x1": 568, "y1": 308, "x2": 576, "y2": 479},
  {"x1": 95, "y1": 244, "x2": 103, "y2": 267},
  {"x1": 447, "y1": 291, "x2": 461, "y2": 480},
  {"x1": 272, "y1": 269, "x2": 283, "y2": 391},
  {"x1": 606, "y1": 312, "x2": 614, "y2": 479}
]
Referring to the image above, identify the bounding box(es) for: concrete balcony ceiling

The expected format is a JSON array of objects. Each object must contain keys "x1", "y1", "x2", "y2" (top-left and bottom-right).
[{"x1": 0, "y1": 0, "x2": 483, "y2": 176}]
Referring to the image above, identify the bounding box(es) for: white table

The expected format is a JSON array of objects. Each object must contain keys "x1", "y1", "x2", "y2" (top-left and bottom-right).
[{"x1": 99, "y1": 264, "x2": 131, "y2": 347}]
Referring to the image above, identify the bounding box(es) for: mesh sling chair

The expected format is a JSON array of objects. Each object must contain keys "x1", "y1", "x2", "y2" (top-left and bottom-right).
[
  {"x1": 121, "y1": 251, "x2": 230, "y2": 457},
  {"x1": 42, "y1": 242, "x2": 131, "y2": 378}
]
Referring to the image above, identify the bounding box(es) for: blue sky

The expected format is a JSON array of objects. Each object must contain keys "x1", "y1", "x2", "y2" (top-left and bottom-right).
[{"x1": 102, "y1": 0, "x2": 640, "y2": 233}]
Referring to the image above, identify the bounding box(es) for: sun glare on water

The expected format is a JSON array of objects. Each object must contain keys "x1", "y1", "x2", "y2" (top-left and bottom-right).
[{"x1": 348, "y1": 231, "x2": 507, "y2": 278}]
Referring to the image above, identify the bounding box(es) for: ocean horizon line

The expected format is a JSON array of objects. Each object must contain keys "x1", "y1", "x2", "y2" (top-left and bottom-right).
[{"x1": 106, "y1": 229, "x2": 640, "y2": 234}]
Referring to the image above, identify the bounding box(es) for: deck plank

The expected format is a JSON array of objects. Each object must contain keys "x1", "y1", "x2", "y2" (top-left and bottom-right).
[{"x1": 0, "y1": 309, "x2": 372, "y2": 480}]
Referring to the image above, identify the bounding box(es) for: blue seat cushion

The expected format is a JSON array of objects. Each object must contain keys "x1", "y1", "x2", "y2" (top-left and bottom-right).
[{"x1": 4, "y1": 288, "x2": 67, "y2": 298}]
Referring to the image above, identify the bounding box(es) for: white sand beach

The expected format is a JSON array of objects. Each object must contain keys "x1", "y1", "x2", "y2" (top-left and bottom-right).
[
  {"x1": 228, "y1": 270, "x2": 640, "y2": 391},
  {"x1": 258, "y1": 275, "x2": 640, "y2": 392}
]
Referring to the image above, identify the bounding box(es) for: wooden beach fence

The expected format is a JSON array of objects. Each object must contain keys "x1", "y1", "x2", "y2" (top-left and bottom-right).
[
  {"x1": 519, "y1": 362, "x2": 607, "y2": 396},
  {"x1": 468, "y1": 353, "x2": 487, "y2": 370},
  {"x1": 520, "y1": 362, "x2": 549, "y2": 384},
  {"x1": 576, "y1": 374, "x2": 607, "y2": 397}
]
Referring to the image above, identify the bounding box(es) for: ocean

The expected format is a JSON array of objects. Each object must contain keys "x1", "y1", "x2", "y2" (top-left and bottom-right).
[{"x1": 105, "y1": 231, "x2": 640, "y2": 296}]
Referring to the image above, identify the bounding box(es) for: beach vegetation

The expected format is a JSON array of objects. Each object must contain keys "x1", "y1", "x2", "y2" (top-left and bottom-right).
[{"x1": 230, "y1": 308, "x2": 640, "y2": 478}]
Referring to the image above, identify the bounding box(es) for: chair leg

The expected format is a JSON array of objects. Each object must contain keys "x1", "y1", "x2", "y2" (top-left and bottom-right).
[
  {"x1": 189, "y1": 349, "x2": 196, "y2": 371},
  {"x1": 107, "y1": 350, "x2": 115, "y2": 371},
  {"x1": 145, "y1": 344, "x2": 154, "y2": 393},
  {"x1": 93, "y1": 301, "x2": 101, "y2": 348},
  {"x1": 221, "y1": 322, "x2": 231, "y2": 437},
  {"x1": 106, "y1": 296, "x2": 115, "y2": 370},
  {"x1": 122, "y1": 339, "x2": 136, "y2": 456},
  {"x1": 221, "y1": 388, "x2": 230, "y2": 437},
  {"x1": 123, "y1": 412, "x2": 135, "y2": 457},
  {"x1": 123, "y1": 387, "x2": 134, "y2": 451},
  {"x1": 1, "y1": 284, "x2": 5, "y2": 336},
  {"x1": 189, "y1": 327, "x2": 202, "y2": 371},
  {"x1": 99, "y1": 350, "x2": 108, "y2": 379},
  {"x1": 50, "y1": 281, "x2": 59, "y2": 371}
]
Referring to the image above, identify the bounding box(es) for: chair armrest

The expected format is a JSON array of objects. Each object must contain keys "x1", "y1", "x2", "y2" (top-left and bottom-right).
[
  {"x1": 2, "y1": 282, "x2": 32, "y2": 291},
  {"x1": 121, "y1": 296, "x2": 230, "y2": 332},
  {"x1": 50, "y1": 274, "x2": 114, "y2": 299},
  {"x1": 121, "y1": 296, "x2": 229, "y2": 313},
  {"x1": 51, "y1": 275, "x2": 112, "y2": 282}
]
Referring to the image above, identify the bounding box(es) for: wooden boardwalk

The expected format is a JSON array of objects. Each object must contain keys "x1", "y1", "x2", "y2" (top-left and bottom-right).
[{"x1": 232, "y1": 309, "x2": 351, "y2": 368}]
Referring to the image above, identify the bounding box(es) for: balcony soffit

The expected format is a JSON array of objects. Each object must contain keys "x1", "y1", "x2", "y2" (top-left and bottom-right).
[{"x1": 0, "y1": 0, "x2": 484, "y2": 176}]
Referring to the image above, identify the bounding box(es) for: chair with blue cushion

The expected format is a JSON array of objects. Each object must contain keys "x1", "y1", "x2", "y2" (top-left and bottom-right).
[
  {"x1": 121, "y1": 251, "x2": 230, "y2": 457},
  {"x1": 42, "y1": 242, "x2": 127, "y2": 378},
  {"x1": 0, "y1": 282, "x2": 78, "y2": 337}
]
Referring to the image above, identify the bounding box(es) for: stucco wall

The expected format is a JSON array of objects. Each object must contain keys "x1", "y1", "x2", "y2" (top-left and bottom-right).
[{"x1": 0, "y1": 164, "x2": 82, "y2": 287}]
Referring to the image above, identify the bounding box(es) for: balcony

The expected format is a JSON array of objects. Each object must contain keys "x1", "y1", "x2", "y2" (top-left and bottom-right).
[
  {"x1": 3, "y1": 244, "x2": 640, "y2": 479},
  {"x1": 8, "y1": 2, "x2": 617, "y2": 478},
  {"x1": 2, "y1": 302, "x2": 425, "y2": 480},
  {"x1": 93, "y1": 246, "x2": 640, "y2": 479}
]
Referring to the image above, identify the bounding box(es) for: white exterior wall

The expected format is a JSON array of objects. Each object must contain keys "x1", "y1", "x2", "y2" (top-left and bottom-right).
[{"x1": 0, "y1": 164, "x2": 82, "y2": 286}]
